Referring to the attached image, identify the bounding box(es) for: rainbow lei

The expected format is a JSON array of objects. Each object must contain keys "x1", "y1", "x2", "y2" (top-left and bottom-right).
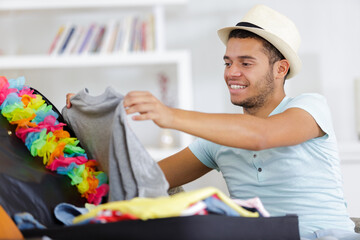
[{"x1": 0, "y1": 76, "x2": 108, "y2": 205}]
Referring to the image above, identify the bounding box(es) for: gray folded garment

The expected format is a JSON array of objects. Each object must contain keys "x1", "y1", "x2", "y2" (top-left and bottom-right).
[{"x1": 62, "y1": 87, "x2": 169, "y2": 202}]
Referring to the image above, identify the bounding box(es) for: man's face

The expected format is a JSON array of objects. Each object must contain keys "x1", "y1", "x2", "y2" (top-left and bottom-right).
[{"x1": 223, "y1": 37, "x2": 275, "y2": 110}]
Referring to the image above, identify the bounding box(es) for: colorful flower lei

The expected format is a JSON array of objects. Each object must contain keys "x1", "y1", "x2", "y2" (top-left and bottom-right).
[{"x1": 0, "y1": 76, "x2": 108, "y2": 205}]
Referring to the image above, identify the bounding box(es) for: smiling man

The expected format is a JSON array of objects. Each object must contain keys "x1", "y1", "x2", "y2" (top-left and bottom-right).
[
  {"x1": 122, "y1": 5, "x2": 359, "y2": 240},
  {"x1": 66, "y1": 4, "x2": 359, "y2": 240}
]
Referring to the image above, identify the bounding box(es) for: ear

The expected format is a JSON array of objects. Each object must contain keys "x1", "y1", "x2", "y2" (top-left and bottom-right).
[{"x1": 274, "y1": 59, "x2": 290, "y2": 80}]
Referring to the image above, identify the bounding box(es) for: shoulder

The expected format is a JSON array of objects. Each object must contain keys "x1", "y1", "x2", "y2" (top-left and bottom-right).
[
  {"x1": 286, "y1": 93, "x2": 328, "y2": 108},
  {"x1": 292, "y1": 93, "x2": 326, "y2": 101},
  {"x1": 284, "y1": 93, "x2": 330, "y2": 117},
  {"x1": 189, "y1": 138, "x2": 222, "y2": 170},
  {"x1": 285, "y1": 93, "x2": 334, "y2": 136}
]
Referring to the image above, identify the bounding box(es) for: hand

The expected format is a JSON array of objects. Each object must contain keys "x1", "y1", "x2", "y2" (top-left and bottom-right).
[
  {"x1": 66, "y1": 93, "x2": 75, "y2": 108},
  {"x1": 123, "y1": 91, "x2": 175, "y2": 128}
]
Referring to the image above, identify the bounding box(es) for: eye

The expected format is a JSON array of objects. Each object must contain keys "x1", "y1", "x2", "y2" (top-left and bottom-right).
[
  {"x1": 224, "y1": 62, "x2": 232, "y2": 67},
  {"x1": 242, "y1": 62, "x2": 252, "y2": 67}
]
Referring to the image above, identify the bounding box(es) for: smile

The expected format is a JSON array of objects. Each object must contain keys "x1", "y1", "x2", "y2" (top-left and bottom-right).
[{"x1": 230, "y1": 85, "x2": 246, "y2": 89}]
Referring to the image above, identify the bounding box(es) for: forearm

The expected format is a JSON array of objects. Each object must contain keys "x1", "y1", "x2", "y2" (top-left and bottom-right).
[{"x1": 169, "y1": 108, "x2": 267, "y2": 150}]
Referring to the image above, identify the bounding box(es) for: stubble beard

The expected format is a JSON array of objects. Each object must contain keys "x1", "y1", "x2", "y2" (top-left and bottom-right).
[{"x1": 231, "y1": 70, "x2": 275, "y2": 111}]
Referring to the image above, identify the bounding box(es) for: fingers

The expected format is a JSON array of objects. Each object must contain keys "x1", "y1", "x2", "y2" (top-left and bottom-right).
[
  {"x1": 131, "y1": 112, "x2": 156, "y2": 121},
  {"x1": 123, "y1": 91, "x2": 158, "y2": 117},
  {"x1": 66, "y1": 93, "x2": 75, "y2": 108},
  {"x1": 123, "y1": 91, "x2": 173, "y2": 128},
  {"x1": 125, "y1": 102, "x2": 155, "y2": 115},
  {"x1": 124, "y1": 91, "x2": 159, "y2": 120},
  {"x1": 123, "y1": 91, "x2": 155, "y2": 108}
]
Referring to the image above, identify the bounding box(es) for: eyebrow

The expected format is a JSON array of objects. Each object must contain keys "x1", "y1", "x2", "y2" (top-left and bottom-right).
[{"x1": 223, "y1": 55, "x2": 257, "y2": 61}]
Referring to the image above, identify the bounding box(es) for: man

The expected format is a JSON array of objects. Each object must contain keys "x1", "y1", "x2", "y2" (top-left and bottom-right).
[{"x1": 67, "y1": 4, "x2": 359, "y2": 240}]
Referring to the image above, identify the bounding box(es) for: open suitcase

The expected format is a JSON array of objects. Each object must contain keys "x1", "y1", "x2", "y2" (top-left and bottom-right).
[{"x1": 0, "y1": 86, "x2": 300, "y2": 240}]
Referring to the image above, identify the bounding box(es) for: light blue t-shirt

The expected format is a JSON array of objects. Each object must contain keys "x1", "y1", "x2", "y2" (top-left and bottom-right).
[{"x1": 189, "y1": 93, "x2": 354, "y2": 237}]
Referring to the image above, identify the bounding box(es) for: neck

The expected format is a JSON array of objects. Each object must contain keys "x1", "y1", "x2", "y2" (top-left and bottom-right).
[{"x1": 243, "y1": 92, "x2": 286, "y2": 118}]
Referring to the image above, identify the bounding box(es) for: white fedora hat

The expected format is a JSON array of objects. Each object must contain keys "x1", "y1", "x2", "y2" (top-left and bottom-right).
[{"x1": 217, "y1": 4, "x2": 302, "y2": 79}]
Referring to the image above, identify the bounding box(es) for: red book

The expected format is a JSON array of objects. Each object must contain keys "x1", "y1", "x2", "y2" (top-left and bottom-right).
[
  {"x1": 91, "y1": 25, "x2": 106, "y2": 53},
  {"x1": 48, "y1": 25, "x2": 66, "y2": 55}
]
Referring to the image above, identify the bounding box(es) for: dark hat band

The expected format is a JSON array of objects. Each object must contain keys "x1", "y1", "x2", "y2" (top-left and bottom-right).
[{"x1": 236, "y1": 22, "x2": 263, "y2": 29}]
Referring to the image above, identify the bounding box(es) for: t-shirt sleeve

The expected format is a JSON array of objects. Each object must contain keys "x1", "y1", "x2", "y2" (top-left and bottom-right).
[
  {"x1": 188, "y1": 138, "x2": 219, "y2": 170},
  {"x1": 283, "y1": 93, "x2": 335, "y2": 138}
]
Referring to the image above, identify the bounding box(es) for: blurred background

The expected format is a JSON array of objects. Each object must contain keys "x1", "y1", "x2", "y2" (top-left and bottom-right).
[{"x1": 0, "y1": 0, "x2": 359, "y2": 216}]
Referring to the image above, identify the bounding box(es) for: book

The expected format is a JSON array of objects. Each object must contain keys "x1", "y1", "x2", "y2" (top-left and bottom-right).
[
  {"x1": 141, "y1": 19, "x2": 147, "y2": 51},
  {"x1": 129, "y1": 17, "x2": 139, "y2": 52},
  {"x1": 100, "y1": 19, "x2": 117, "y2": 54},
  {"x1": 59, "y1": 25, "x2": 76, "y2": 54},
  {"x1": 90, "y1": 25, "x2": 106, "y2": 53},
  {"x1": 114, "y1": 19, "x2": 125, "y2": 52},
  {"x1": 49, "y1": 23, "x2": 72, "y2": 55},
  {"x1": 146, "y1": 14, "x2": 155, "y2": 51},
  {"x1": 120, "y1": 16, "x2": 133, "y2": 53},
  {"x1": 82, "y1": 24, "x2": 99, "y2": 55},
  {"x1": 106, "y1": 22, "x2": 119, "y2": 54},
  {"x1": 70, "y1": 25, "x2": 86, "y2": 55},
  {"x1": 48, "y1": 25, "x2": 66, "y2": 55},
  {"x1": 66, "y1": 25, "x2": 84, "y2": 55},
  {"x1": 77, "y1": 23, "x2": 96, "y2": 54}
]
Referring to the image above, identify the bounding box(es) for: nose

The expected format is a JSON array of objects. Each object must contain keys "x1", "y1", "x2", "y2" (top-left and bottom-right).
[{"x1": 226, "y1": 65, "x2": 241, "y2": 78}]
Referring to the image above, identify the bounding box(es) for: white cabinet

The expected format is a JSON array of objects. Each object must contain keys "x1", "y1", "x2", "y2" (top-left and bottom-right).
[{"x1": 0, "y1": 0, "x2": 193, "y2": 160}]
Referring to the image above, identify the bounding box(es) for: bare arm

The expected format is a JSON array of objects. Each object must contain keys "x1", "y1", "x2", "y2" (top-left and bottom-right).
[
  {"x1": 124, "y1": 91, "x2": 324, "y2": 150},
  {"x1": 158, "y1": 147, "x2": 211, "y2": 189},
  {"x1": 169, "y1": 107, "x2": 324, "y2": 150}
]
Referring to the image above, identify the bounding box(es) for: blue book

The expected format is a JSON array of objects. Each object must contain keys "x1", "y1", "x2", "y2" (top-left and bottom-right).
[
  {"x1": 78, "y1": 24, "x2": 96, "y2": 54},
  {"x1": 59, "y1": 26, "x2": 75, "y2": 54}
]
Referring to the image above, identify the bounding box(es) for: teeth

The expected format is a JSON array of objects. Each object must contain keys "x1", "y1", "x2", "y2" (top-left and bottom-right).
[{"x1": 230, "y1": 85, "x2": 246, "y2": 89}]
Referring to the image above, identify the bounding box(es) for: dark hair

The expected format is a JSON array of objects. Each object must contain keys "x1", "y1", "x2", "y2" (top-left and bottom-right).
[{"x1": 228, "y1": 29, "x2": 289, "y2": 79}]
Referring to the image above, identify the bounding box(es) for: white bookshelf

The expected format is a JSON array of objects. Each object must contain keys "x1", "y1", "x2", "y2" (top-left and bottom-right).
[
  {"x1": 0, "y1": 0, "x2": 193, "y2": 160},
  {"x1": 0, "y1": 51, "x2": 188, "y2": 69},
  {"x1": 0, "y1": 0, "x2": 188, "y2": 10}
]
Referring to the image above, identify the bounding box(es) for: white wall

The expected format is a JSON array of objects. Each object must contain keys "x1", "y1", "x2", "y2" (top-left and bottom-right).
[{"x1": 165, "y1": 0, "x2": 360, "y2": 216}]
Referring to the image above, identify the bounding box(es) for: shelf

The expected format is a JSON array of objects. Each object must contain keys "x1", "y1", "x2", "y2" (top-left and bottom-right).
[
  {"x1": 0, "y1": 0, "x2": 194, "y2": 150},
  {"x1": 0, "y1": 0, "x2": 188, "y2": 11},
  {"x1": 0, "y1": 50, "x2": 194, "y2": 115},
  {"x1": 0, "y1": 51, "x2": 190, "y2": 70}
]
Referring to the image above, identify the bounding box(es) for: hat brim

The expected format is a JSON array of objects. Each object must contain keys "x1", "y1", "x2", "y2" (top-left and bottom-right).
[{"x1": 217, "y1": 26, "x2": 302, "y2": 79}]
